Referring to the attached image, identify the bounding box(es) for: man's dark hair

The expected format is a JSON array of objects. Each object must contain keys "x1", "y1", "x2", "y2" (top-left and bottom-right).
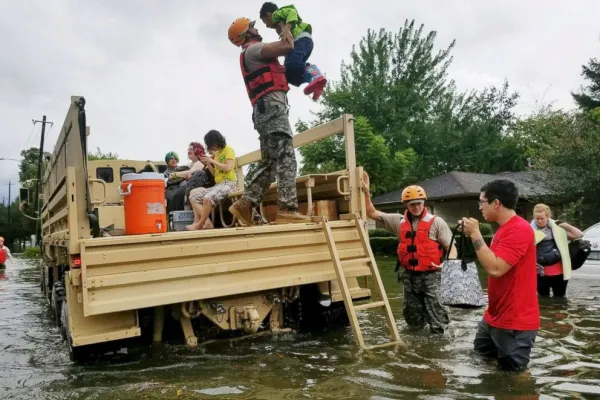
[
  {"x1": 260, "y1": 2, "x2": 278, "y2": 18},
  {"x1": 480, "y1": 179, "x2": 519, "y2": 210},
  {"x1": 204, "y1": 130, "x2": 227, "y2": 150}
]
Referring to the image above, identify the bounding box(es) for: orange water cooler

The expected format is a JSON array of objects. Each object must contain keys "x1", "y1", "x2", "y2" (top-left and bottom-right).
[{"x1": 118, "y1": 172, "x2": 167, "y2": 235}]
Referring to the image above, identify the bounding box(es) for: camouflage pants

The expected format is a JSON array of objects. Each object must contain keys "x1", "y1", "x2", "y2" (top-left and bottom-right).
[
  {"x1": 400, "y1": 270, "x2": 450, "y2": 334},
  {"x1": 243, "y1": 101, "x2": 298, "y2": 210}
]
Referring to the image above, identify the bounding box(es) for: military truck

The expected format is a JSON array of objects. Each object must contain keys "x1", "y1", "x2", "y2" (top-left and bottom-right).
[{"x1": 30, "y1": 96, "x2": 401, "y2": 361}]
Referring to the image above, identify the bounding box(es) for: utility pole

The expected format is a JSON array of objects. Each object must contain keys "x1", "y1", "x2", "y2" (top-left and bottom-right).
[
  {"x1": 32, "y1": 115, "x2": 54, "y2": 243},
  {"x1": 7, "y1": 180, "x2": 11, "y2": 227}
]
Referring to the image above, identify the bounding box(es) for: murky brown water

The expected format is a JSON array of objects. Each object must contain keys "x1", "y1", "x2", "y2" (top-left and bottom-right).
[{"x1": 1, "y1": 256, "x2": 599, "y2": 399}]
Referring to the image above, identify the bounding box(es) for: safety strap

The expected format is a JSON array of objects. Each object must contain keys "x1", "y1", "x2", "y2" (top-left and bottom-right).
[{"x1": 446, "y1": 221, "x2": 468, "y2": 272}]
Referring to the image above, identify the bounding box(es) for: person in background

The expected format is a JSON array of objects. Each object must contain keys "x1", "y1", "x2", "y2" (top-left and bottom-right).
[
  {"x1": 0, "y1": 237, "x2": 14, "y2": 269},
  {"x1": 461, "y1": 179, "x2": 539, "y2": 372},
  {"x1": 186, "y1": 130, "x2": 238, "y2": 230},
  {"x1": 164, "y1": 151, "x2": 179, "y2": 178},
  {"x1": 164, "y1": 151, "x2": 187, "y2": 205},
  {"x1": 170, "y1": 143, "x2": 205, "y2": 181},
  {"x1": 166, "y1": 143, "x2": 206, "y2": 212},
  {"x1": 531, "y1": 203, "x2": 584, "y2": 297}
]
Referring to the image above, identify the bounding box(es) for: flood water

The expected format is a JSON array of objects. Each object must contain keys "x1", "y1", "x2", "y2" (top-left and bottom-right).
[{"x1": 1, "y1": 256, "x2": 600, "y2": 399}]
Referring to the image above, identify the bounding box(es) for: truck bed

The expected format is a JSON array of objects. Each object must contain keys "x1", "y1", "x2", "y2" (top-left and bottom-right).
[{"x1": 80, "y1": 220, "x2": 372, "y2": 317}]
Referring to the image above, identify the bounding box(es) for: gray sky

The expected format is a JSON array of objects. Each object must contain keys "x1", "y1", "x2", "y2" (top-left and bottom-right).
[{"x1": 1, "y1": 0, "x2": 599, "y2": 203}]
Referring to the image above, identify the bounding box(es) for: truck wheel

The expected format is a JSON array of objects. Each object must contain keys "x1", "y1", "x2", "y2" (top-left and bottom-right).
[
  {"x1": 51, "y1": 282, "x2": 66, "y2": 326},
  {"x1": 44, "y1": 265, "x2": 53, "y2": 304},
  {"x1": 40, "y1": 266, "x2": 45, "y2": 293},
  {"x1": 61, "y1": 298, "x2": 85, "y2": 362}
]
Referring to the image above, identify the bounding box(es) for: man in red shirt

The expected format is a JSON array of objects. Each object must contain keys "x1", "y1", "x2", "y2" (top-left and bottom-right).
[{"x1": 461, "y1": 179, "x2": 539, "y2": 371}]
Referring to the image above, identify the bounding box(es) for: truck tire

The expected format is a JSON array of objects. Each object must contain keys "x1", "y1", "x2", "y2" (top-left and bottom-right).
[
  {"x1": 43, "y1": 265, "x2": 53, "y2": 304},
  {"x1": 51, "y1": 281, "x2": 66, "y2": 326},
  {"x1": 60, "y1": 299, "x2": 85, "y2": 362},
  {"x1": 40, "y1": 265, "x2": 45, "y2": 293}
]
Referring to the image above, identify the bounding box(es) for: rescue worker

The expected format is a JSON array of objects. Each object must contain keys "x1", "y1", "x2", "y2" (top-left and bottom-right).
[
  {"x1": 362, "y1": 172, "x2": 454, "y2": 334},
  {"x1": 227, "y1": 17, "x2": 311, "y2": 226},
  {"x1": 0, "y1": 237, "x2": 14, "y2": 269}
]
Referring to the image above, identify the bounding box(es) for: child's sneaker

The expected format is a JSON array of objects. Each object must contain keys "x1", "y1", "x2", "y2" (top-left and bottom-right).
[{"x1": 303, "y1": 64, "x2": 327, "y2": 101}]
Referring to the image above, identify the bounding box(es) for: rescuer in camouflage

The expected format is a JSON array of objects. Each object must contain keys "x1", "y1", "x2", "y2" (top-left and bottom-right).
[
  {"x1": 227, "y1": 17, "x2": 310, "y2": 226},
  {"x1": 244, "y1": 106, "x2": 298, "y2": 211},
  {"x1": 399, "y1": 267, "x2": 450, "y2": 333},
  {"x1": 362, "y1": 172, "x2": 455, "y2": 334}
]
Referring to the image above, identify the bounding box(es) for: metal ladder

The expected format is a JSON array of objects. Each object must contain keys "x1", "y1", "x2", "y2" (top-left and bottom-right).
[{"x1": 319, "y1": 213, "x2": 405, "y2": 349}]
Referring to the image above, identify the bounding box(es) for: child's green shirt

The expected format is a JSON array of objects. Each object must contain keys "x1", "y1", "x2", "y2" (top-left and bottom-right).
[{"x1": 272, "y1": 5, "x2": 312, "y2": 39}]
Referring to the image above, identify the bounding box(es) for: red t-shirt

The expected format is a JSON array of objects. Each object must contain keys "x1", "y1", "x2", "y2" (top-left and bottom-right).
[{"x1": 484, "y1": 215, "x2": 540, "y2": 331}]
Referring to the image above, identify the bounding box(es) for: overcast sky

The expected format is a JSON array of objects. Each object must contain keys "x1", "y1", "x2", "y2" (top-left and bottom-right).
[{"x1": 1, "y1": 0, "x2": 599, "y2": 203}]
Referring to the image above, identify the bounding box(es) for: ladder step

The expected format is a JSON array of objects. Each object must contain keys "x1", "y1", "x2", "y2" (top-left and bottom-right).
[
  {"x1": 365, "y1": 340, "x2": 406, "y2": 350},
  {"x1": 354, "y1": 301, "x2": 385, "y2": 311},
  {"x1": 340, "y1": 257, "x2": 371, "y2": 266}
]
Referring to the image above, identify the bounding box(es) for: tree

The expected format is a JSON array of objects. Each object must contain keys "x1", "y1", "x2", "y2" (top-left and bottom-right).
[
  {"x1": 298, "y1": 116, "x2": 418, "y2": 194},
  {"x1": 531, "y1": 109, "x2": 600, "y2": 228},
  {"x1": 571, "y1": 58, "x2": 600, "y2": 112},
  {"x1": 88, "y1": 147, "x2": 119, "y2": 160},
  {"x1": 314, "y1": 21, "x2": 456, "y2": 149},
  {"x1": 0, "y1": 198, "x2": 37, "y2": 249},
  {"x1": 18, "y1": 147, "x2": 51, "y2": 184},
  {"x1": 298, "y1": 19, "x2": 521, "y2": 194},
  {"x1": 18, "y1": 147, "x2": 52, "y2": 222}
]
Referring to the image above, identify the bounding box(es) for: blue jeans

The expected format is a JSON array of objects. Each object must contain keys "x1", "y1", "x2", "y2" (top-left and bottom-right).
[{"x1": 284, "y1": 36, "x2": 313, "y2": 87}]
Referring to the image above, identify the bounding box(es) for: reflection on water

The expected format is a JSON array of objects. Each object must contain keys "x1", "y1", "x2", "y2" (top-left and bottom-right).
[{"x1": 0, "y1": 256, "x2": 599, "y2": 399}]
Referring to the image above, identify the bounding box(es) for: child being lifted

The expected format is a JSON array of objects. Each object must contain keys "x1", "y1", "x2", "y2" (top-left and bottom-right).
[{"x1": 259, "y1": 2, "x2": 327, "y2": 101}]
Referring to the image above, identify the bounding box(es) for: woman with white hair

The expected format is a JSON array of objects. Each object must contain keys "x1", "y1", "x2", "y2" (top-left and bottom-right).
[{"x1": 531, "y1": 204, "x2": 583, "y2": 297}]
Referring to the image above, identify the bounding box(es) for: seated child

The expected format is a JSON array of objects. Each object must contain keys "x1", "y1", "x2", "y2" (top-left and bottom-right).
[{"x1": 259, "y1": 2, "x2": 327, "y2": 101}]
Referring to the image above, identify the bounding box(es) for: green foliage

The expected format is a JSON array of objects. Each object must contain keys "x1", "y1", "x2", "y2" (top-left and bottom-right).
[
  {"x1": 88, "y1": 147, "x2": 119, "y2": 161},
  {"x1": 531, "y1": 109, "x2": 600, "y2": 228},
  {"x1": 369, "y1": 237, "x2": 398, "y2": 255},
  {"x1": 22, "y1": 246, "x2": 41, "y2": 259},
  {"x1": 0, "y1": 199, "x2": 36, "y2": 247},
  {"x1": 571, "y1": 57, "x2": 600, "y2": 112},
  {"x1": 297, "y1": 19, "x2": 521, "y2": 195},
  {"x1": 298, "y1": 116, "x2": 418, "y2": 194},
  {"x1": 368, "y1": 228, "x2": 395, "y2": 238},
  {"x1": 447, "y1": 222, "x2": 493, "y2": 236},
  {"x1": 368, "y1": 235, "x2": 492, "y2": 256},
  {"x1": 506, "y1": 105, "x2": 573, "y2": 169},
  {"x1": 18, "y1": 147, "x2": 50, "y2": 184},
  {"x1": 18, "y1": 147, "x2": 52, "y2": 210}
]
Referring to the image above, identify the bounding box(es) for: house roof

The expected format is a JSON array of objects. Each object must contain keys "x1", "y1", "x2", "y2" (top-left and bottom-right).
[{"x1": 372, "y1": 170, "x2": 551, "y2": 205}]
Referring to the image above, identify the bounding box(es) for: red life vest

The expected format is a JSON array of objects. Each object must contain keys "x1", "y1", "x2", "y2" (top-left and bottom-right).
[
  {"x1": 0, "y1": 248, "x2": 6, "y2": 264},
  {"x1": 397, "y1": 208, "x2": 444, "y2": 272},
  {"x1": 239, "y1": 43, "x2": 289, "y2": 105}
]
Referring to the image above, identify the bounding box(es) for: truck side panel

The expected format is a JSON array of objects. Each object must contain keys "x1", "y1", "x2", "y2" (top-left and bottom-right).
[
  {"x1": 41, "y1": 96, "x2": 91, "y2": 258},
  {"x1": 80, "y1": 220, "x2": 371, "y2": 316},
  {"x1": 65, "y1": 271, "x2": 140, "y2": 346}
]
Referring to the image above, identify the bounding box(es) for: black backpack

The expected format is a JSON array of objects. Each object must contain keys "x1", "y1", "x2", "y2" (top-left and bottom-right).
[{"x1": 569, "y1": 239, "x2": 592, "y2": 271}]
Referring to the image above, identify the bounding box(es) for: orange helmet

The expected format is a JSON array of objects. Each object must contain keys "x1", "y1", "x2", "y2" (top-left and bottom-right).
[
  {"x1": 228, "y1": 17, "x2": 254, "y2": 47},
  {"x1": 401, "y1": 185, "x2": 427, "y2": 203}
]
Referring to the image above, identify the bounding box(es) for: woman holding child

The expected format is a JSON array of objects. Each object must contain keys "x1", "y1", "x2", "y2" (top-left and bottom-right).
[{"x1": 186, "y1": 130, "x2": 238, "y2": 230}]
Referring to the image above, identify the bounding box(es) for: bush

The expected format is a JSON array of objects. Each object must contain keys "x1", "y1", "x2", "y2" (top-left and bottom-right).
[
  {"x1": 448, "y1": 222, "x2": 493, "y2": 236},
  {"x1": 368, "y1": 228, "x2": 395, "y2": 238},
  {"x1": 22, "y1": 246, "x2": 41, "y2": 259},
  {"x1": 370, "y1": 237, "x2": 398, "y2": 255},
  {"x1": 369, "y1": 236, "x2": 493, "y2": 257}
]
